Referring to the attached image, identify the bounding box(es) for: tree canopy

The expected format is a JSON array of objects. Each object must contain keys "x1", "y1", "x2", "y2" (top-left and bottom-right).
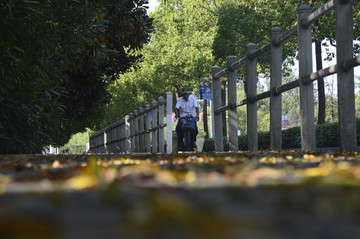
[
  {"x1": 0, "y1": 0, "x2": 152, "y2": 153},
  {"x1": 96, "y1": 0, "x2": 222, "y2": 127},
  {"x1": 98, "y1": 0, "x2": 360, "y2": 131},
  {"x1": 214, "y1": 0, "x2": 360, "y2": 73}
]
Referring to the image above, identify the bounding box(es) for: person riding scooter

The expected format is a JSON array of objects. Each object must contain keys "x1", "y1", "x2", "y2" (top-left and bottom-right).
[{"x1": 175, "y1": 88, "x2": 199, "y2": 151}]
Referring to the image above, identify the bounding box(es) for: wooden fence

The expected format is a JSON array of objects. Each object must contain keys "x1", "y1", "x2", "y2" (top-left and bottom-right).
[
  {"x1": 89, "y1": 92, "x2": 174, "y2": 153},
  {"x1": 211, "y1": 0, "x2": 359, "y2": 152}
]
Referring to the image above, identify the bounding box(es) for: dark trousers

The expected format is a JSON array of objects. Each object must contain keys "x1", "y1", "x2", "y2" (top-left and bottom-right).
[{"x1": 176, "y1": 119, "x2": 198, "y2": 147}]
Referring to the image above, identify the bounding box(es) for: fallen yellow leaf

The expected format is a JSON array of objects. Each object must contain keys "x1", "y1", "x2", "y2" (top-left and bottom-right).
[{"x1": 66, "y1": 175, "x2": 98, "y2": 190}]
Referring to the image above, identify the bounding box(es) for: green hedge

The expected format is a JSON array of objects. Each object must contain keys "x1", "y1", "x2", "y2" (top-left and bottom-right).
[{"x1": 203, "y1": 119, "x2": 360, "y2": 151}]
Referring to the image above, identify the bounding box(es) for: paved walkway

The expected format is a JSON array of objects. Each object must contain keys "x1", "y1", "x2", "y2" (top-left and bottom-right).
[{"x1": 1, "y1": 152, "x2": 360, "y2": 238}]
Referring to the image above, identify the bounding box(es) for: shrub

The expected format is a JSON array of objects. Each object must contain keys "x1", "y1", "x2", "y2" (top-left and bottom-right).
[
  {"x1": 238, "y1": 134, "x2": 247, "y2": 151},
  {"x1": 203, "y1": 137, "x2": 229, "y2": 152},
  {"x1": 316, "y1": 122, "x2": 339, "y2": 147},
  {"x1": 282, "y1": 127, "x2": 300, "y2": 149},
  {"x1": 203, "y1": 119, "x2": 360, "y2": 151},
  {"x1": 203, "y1": 137, "x2": 215, "y2": 152},
  {"x1": 258, "y1": 131, "x2": 270, "y2": 150}
]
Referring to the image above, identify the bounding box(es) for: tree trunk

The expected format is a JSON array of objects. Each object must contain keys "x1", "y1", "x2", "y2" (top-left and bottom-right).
[{"x1": 315, "y1": 41, "x2": 326, "y2": 124}]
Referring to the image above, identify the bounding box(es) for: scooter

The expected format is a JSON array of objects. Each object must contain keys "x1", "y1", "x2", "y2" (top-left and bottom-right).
[{"x1": 179, "y1": 116, "x2": 197, "y2": 151}]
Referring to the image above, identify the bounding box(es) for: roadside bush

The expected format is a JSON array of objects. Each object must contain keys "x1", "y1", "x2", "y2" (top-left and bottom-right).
[
  {"x1": 282, "y1": 127, "x2": 300, "y2": 149},
  {"x1": 316, "y1": 122, "x2": 339, "y2": 147},
  {"x1": 238, "y1": 134, "x2": 247, "y2": 151},
  {"x1": 203, "y1": 137, "x2": 229, "y2": 152},
  {"x1": 203, "y1": 119, "x2": 360, "y2": 152},
  {"x1": 203, "y1": 137, "x2": 215, "y2": 152}
]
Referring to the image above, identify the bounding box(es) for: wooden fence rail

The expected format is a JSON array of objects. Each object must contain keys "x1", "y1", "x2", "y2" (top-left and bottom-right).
[
  {"x1": 89, "y1": 92, "x2": 174, "y2": 154},
  {"x1": 211, "y1": 0, "x2": 359, "y2": 152}
]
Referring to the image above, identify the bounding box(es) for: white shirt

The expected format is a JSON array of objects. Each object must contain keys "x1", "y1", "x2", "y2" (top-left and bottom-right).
[{"x1": 175, "y1": 95, "x2": 199, "y2": 117}]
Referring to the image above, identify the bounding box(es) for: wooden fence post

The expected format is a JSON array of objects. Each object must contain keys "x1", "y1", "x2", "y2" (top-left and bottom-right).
[
  {"x1": 124, "y1": 115, "x2": 131, "y2": 153},
  {"x1": 212, "y1": 66, "x2": 223, "y2": 151},
  {"x1": 270, "y1": 27, "x2": 283, "y2": 151},
  {"x1": 92, "y1": 133, "x2": 98, "y2": 153},
  {"x1": 103, "y1": 129, "x2": 107, "y2": 153},
  {"x1": 99, "y1": 133, "x2": 102, "y2": 153},
  {"x1": 145, "y1": 104, "x2": 151, "y2": 152},
  {"x1": 93, "y1": 135, "x2": 97, "y2": 153},
  {"x1": 152, "y1": 100, "x2": 158, "y2": 153},
  {"x1": 112, "y1": 125, "x2": 116, "y2": 152},
  {"x1": 107, "y1": 124, "x2": 114, "y2": 153},
  {"x1": 119, "y1": 123, "x2": 123, "y2": 153},
  {"x1": 93, "y1": 136, "x2": 95, "y2": 153},
  {"x1": 246, "y1": 43, "x2": 258, "y2": 151},
  {"x1": 109, "y1": 125, "x2": 113, "y2": 153},
  {"x1": 106, "y1": 127, "x2": 110, "y2": 153},
  {"x1": 335, "y1": 0, "x2": 356, "y2": 151},
  {"x1": 113, "y1": 124, "x2": 117, "y2": 152},
  {"x1": 139, "y1": 107, "x2": 145, "y2": 152},
  {"x1": 227, "y1": 56, "x2": 238, "y2": 151},
  {"x1": 115, "y1": 123, "x2": 119, "y2": 153},
  {"x1": 120, "y1": 119, "x2": 125, "y2": 152},
  {"x1": 134, "y1": 110, "x2": 139, "y2": 152},
  {"x1": 89, "y1": 136, "x2": 92, "y2": 153},
  {"x1": 98, "y1": 134, "x2": 101, "y2": 153},
  {"x1": 297, "y1": 6, "x2": 316, "y2": 151},
  {"x1": 158, "y1": 96, "x2": 165, "y2": 153},
  {"x1": 97, "y1": 134, "x2": 100, "y2": 153},
  {"x1": 102, "y1": 131, "x2": 105, "y2": 153},
  {"x1": 166, "y1": 92, "x2": 173, "y2": 154},
  {"x1": 221, "y1": 81, "x2": 227, "y2": 139},
  {"x1": 129, "y1": 113, "x2": 135, "y2": 152}
]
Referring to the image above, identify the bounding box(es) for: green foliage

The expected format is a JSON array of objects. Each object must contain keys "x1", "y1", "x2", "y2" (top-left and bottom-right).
[
  {"x1": 312, "y1": 0, "x2": 360, "y2": 58},
  {"x1": 0, "y1": 0, "x2": 65, "y2": 153},
  {"x1": 213, "y1": 0, "x2": 299, "y2": 75},
  {"x1": 316, "y1": 122, "x2": 339, "y2": 147},
  {"x1": 96, "y1": 0, "x2": 360, "y2": 145},
  {"x1": 62, "y1": 129, "x2": 92, "y2": 154},
  {"x1": 144, "y1": 0, "x2": 218, "y2": 94},
  {"x1": 257, "y1": 99, "x2": 270, "y2": 132},
  {"x1": 96, "y1": 0, "x2": 221, "y2": 129},
  {"x1": 355, "y1": 90, "x2": 360, "y2": 119},
  {"x1": 0, "y1": 0, "x2": 153, "y2": 153},
  {"x1": 203, "y1": 137, "x2": 215, "y2": 152},
  {"x1": 214, "y1": 0, "x2": 360, "y2": 70},
  {"x1": 203, "y1": 137, "x2": 229, "y2": 152},
  {"x1": 51, "y1": 0, "x2": 153, "y2": 139},
  {"x1": 203, "y1": 119, "x2": 360, "y2": 151},
  {"x1": 282, "y1": 127, "x2": 301, "y2": 149}
]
